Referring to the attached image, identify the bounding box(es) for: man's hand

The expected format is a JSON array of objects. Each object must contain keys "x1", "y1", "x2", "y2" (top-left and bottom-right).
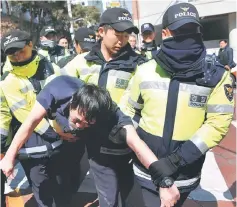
[
  {"x1": 61, "y1": 136, "x2": 79, "y2": 142},
  {"x1": 160, "y1": 185, "x2": 180, "y2": 207},
  {"x1": 57, "y1": 131, "x2": 79, "y2": 142},
  {"x1": 0, "y1": 156, "x2": 15, "y2": 179},
  {"x1": 224, "y1": 65, "x2": 231, "y2": 70}
]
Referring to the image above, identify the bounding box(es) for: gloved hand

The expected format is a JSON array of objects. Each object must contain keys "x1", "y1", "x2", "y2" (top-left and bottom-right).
[{"x1": 149, "y1": 153, "x2": 182, "y2": 188}]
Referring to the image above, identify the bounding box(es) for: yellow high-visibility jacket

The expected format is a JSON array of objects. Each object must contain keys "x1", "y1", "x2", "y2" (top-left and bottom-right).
[
  {"x1": 38, "y1": 47, "x2": 70, "y2": 65},
  {"x1": 0, "y1": 53, "x2": 61, "y2": 157},
  {"x1": 60, "y1": 43, "x2": 146, "y2": 104},
  {"x1": 120, "y1": 58, "x2": 234, "y2": 190}
]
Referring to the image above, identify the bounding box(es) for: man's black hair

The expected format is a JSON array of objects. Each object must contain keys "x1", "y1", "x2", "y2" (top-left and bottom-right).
[
  {"x1": 219, "y1": 39, "x2": 227, "y2": 43},
  {"x1": 70, "y1": 84, "x2": 113, "y2": 123},
  {"x1": 102, "y1": 24, "x2": 113, "y2": 33},
  {"x1": 74, "y1": 40, "x2": 90, "y2": 53},
  {"x1": 58, "y1": 36, "x2": 68, "y2": 42}
]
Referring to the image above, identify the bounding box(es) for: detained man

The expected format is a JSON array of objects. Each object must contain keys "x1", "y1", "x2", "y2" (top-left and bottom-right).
[{"x1": 0, "y1": 76, "x2": 180, "y2": 207}]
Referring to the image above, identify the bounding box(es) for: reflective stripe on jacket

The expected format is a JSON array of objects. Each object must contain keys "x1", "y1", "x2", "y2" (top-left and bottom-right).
[
  {"x1": 0, "y1": 53, "x2": 61, "y2": 156},
  {"x1": 120, "y1": 59, "x2": 234, "y2": 190},
  {"x1": 61, "y1": 43, "x2": 146, "y2": 104}
]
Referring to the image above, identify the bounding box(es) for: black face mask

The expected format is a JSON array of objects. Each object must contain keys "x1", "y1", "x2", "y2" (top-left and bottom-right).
[
  {"x1": 154, "y1": 33, "x2": 206, "y2": 79},
  {"x1": 40, "y1": 39, "x2": 57, "y2": 50},
  {"x1": 142, "y1": 40, "x2": 157, "y2": 51}
]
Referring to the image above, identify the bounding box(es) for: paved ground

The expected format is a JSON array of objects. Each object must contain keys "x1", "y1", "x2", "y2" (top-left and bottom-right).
[{"x1": 5, "y1": 112, "x2": 236, "y2": 207}]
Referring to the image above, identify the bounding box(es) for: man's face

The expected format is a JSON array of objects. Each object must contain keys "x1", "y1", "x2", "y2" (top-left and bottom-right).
[
  {"x1": 142, "y1": 31, "x2": 155, "y2": 43},
  {"x1": 7, "y1": 42, "x2": 33, "y2": 63},
  {"x1": 219, "y1": 41, "x2": 227, "y2": 49},
  {"x1": 95, "y1": 31, "x2": 100, "y2": 41},
  {"x1": 58, "y1": 38, "x2": 68, "y2": 49},
  {"x1": 99, "y1": 27, "x2": 130, "y2": 55},
  {"x1": 128, "y1": 36, "x2": 136, "y2": 48},
  {"x1": 69, "y1": 108, "x2": 96, "y2": 130}
]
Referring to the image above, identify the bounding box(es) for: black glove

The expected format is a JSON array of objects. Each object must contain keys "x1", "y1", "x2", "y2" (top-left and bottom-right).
[{"x1": 149, "y1": 153, "x2": 182, "y2": 188}]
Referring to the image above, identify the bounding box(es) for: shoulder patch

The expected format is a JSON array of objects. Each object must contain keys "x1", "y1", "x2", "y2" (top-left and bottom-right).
[
  {"x1": 224, "y1": 84, "x2": 234, "y2": 101},
  {"x1": 196, "y1": 59, "x2": 225, "y2": 88}
]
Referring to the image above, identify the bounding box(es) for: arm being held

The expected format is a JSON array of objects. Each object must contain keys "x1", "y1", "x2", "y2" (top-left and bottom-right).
[
  {"x1": 110, "y1": 105, "x2": 158, "y2": 169},
  {"x1": 123, "y1": 123, "x2": 180, "y2": 203},
  {"x1": 123, "y1": 125, "x2": 158, "y2": 169}
]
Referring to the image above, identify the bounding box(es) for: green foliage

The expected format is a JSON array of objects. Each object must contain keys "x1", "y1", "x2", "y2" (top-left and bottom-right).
[
  {"x1": 72, "y1": 4, "x2": 100, "y2": 27},
  {"x1": 6, "y1": 1, "x2": 100, "y2": 44}
]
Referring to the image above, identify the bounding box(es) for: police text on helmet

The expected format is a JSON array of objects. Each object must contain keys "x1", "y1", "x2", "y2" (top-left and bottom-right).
[
  {"x1": 174, "y1": 12, "x2": 196, "y2": 19},
  {"x1": 118, "y1": 13, "x2": 132, "y2": 22},
  {"x1": 4, "y1": 37, "x2": 19, "y2": 46},
  {"x1": 84, "y1": 38, "x2": 96, "y2": 42},
  {"x1": 175, "y1": 7, "x2": 197, "y2": 19}
]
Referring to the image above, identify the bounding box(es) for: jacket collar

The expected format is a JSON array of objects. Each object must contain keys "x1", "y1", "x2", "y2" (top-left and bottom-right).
[
  {"x1": 10, "y1": 51, "x2": 40, "y2": 78},
  {"x1": 84, "y1": 40, "x2": 144, "y2": 67}
]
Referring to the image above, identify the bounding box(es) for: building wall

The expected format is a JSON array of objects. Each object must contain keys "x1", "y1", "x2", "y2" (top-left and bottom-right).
[
  {"x1": 228, "y1": 12, "x2": 237, "y2": 64},
  {"x1": 135, "y1": 0, "x2": 237, "y2": 62},
  {"x1": 137, "y1": 0, "x2": 173, "y2": 26},
  {"x1": 136, "y1": 0, "x2": 236, "y2": 26}
]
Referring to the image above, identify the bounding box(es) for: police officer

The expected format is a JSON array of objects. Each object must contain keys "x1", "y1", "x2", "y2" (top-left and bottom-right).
[
  {"x1": 38, "y1": 26, "x2": 69, "y2": 65},
  {"x1": 60, "y1": 8, "x2": 147, "y2": 205},
  {"x1": 0, "y1": 29, "x2": 65, "y2": 207},
  {"x1": 61, "y1": 7, "x2": 146, "y2": 104},
  {"x1": 121, "y1": 3, "x2": 234, "y2": 207},
  {"x1": 140, "y1": 23, "x2": 158, "y2": 59},
  {"x1": 57, "y1": 27, "x2": 96, "y2": 68},
  {"x1": 0, "y1": 76, "x2": 168, "y2": 207}
]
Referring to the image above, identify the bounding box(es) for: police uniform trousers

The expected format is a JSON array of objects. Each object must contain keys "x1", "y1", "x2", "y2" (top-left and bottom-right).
[
  {"x1": 20, "y1": 152, "x2": 65, "y2": 207},
  {"x1": 89, "y1": 158, "x2": 146, "y2": 207},
  {"x1": 55, "y1": 139, "x2": 88, "y2": 204}
]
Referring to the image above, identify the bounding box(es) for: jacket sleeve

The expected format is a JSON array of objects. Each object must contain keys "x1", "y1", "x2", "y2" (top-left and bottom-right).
[
  {"x1": 176, "y1": 71, "x2": 234, "y2": 165},
  {"x1": 0, "y1": 86, "x2": 12, "y2": 152},
  {"x1": 52, "y1": 62, "x2": 61, "y2": 76},
  {"x1": 119, "y1": 69, "x2": 144, "y2": 128},
  {"x1": 113, "y1": 103, "x2": 133, "y2": 127},
  {"x1": 216, "y1": 49, "x2": 221, "y2": 62},
  {"x1": 60, "y1": 54, "x2": 80, "y2": 78},
  {"x1": 2, "y1": 83, "x2": 52, "y2": 138},
  {"x1": 227, "y1": 48, "x2": 235, "y2": 68}
]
